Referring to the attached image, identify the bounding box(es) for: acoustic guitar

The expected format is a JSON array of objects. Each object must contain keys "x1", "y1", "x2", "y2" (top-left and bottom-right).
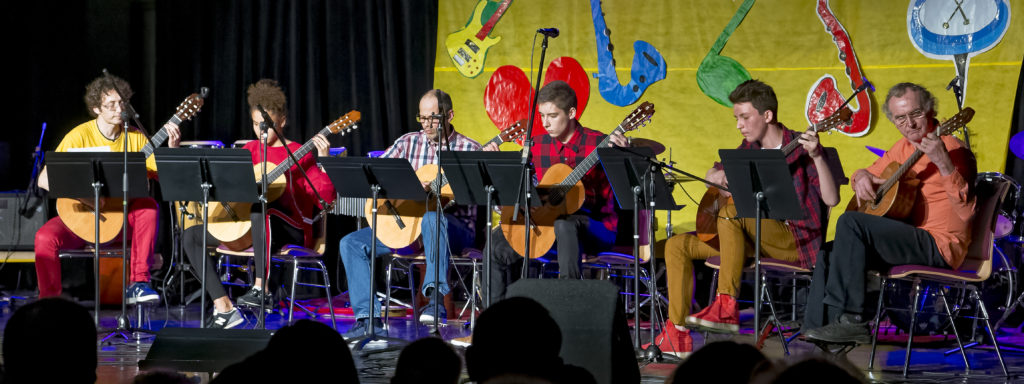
[
  {"x1": 365, "y1": 120, "x2": 529, "y2": 249},
  {"x1": 847, "y1": 107, "x2": 975, "y2": 218},
  {"x1": 206, "y1": 111, "x2": 361, "y2": 251},
  {"x1": 444, "y1": 0, "x2": 513, "y2": 78},
  {"x1": 695, "y1": 107, "x2": 853, "y2": 249},
  {"x1": 56, "y1": 92, "x2": 207, "y2": 244},
  {"x1": 500, "y1": 101, "x2": 655, "y2": 258}
]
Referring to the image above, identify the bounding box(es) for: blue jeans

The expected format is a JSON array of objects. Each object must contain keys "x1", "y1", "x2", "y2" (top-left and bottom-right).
[{"x1": 339, "y1": 211, "x2": 474, "y2": 319}]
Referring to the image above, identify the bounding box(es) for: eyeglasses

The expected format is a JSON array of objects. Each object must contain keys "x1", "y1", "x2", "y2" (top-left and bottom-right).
[
  {"x1": 892, "y1": 109, "x2": 925, "y2": 126},
  {"x1": 415, "y1": 114, "x2": 438, "y2": 123},
  {"x1": 100, "y1": 101, "x2": 124, "y2": 111}
]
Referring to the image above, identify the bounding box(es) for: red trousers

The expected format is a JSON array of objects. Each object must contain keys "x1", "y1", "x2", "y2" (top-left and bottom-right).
[{"x1": 34, "y1": 197, "x2": 159, "y2": 297}]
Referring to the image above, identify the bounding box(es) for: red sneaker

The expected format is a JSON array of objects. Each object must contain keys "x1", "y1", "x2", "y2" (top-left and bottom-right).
[
  {"x1": 643, "y1": 320, "x2": 692, "y2": 357},
  {"x1": 691, "y1": 293, "x2": 740, "y2": 334},
  {"x1": 685, "y1": 304, "x2": 713, "y2": 328}
]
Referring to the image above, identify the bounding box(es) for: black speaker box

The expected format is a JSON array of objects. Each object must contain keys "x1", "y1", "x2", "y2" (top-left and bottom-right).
[
  {"x1": 0, "y1": 192, "x2": 47, "y2": 250},
  {"x1": 507, "y1": 279, "x2": 640, "y2": 384},
  {"x1": 139, "y1": 328, "x2": 273, "y2": 373}
]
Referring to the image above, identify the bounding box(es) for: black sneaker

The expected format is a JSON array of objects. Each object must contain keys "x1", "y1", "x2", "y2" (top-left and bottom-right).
[
  {"x1": 803, "y1": 313, "x2": 871, "y2": 345},
  {"x1": 343, "y1": 318, "x2": 387, "y2": 340},
  {"x1": 236, "y1": 287, "x2": 273, "y2": 311},
  {"x1": 207, "y1": 308, "x2": 244, "y2": 329}
]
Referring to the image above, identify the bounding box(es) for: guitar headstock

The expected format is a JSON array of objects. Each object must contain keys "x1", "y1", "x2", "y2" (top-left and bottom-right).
[
  {"x1": 327, "y1": 110, "x2": 362, "y2": 135},
  {"x1": 814, "y1": 107, "x2": 854, "y2": 133},
  {"x1": 619, "y1": 101, "x2": 655, "y2": 133},
  {"x1": 938, "y1": 107, "x2": 975, "y2": 136},
  {"x1": 173, "y1": 92, "x2": 206, "y2": 122},
  {"x1": 498, "y1": 119, "x2": 528, "y2": 143}
]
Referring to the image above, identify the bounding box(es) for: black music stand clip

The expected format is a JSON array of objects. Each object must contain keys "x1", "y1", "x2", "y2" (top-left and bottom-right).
[
  {"x1": 154, "y1": 148, "x2": 258, "y2": 327},
  {"x1": 320, "y1": 157, "x2": 423, "y2": 353},
  {"x1": 719, "y1": 149, "x2": 803, "y2": 342}
]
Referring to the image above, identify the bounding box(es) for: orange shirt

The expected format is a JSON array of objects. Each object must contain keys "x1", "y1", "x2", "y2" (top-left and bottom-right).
[{"x1": 856, "y1": 135, "x2": 976, "y2": 269}]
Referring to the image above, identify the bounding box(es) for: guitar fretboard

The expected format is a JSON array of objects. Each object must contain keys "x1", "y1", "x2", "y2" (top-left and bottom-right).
[
  {"x1": 259, "y1": 125, "x2": 335, "y2": 185},
  {"x1": 141, "y1": 115, "x2": 183, "y2": 158},
  {"x1": 548, "y1": 126, "x2": 623, "y2": 204}
]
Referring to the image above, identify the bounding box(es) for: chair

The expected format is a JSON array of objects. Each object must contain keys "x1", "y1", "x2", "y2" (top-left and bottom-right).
[
  {"x1": 383, "y1": 247, "x2": 483, "y2": 326},
  {"x1": 867, "y1": 173, "x2": 1010, "y2": 377},
  {"x1": 58, "y1": 243, "x2": 157, "y2": 329},
  {"x1": 215, "y1": 211, "x2": 336, "y2": 330}
]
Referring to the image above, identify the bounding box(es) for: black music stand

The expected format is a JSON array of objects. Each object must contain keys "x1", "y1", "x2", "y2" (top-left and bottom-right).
[
  {"x1": 719, "y1": 149, "x2": 804, "y2": 342},
  {"x1": 319, "y1": 157, "x2": 424, "y2": 353},
  {"x1": 598, "y1": 147, "x2": 680, "y2": 362},
  {"x1": 440, "y1": 151, "x2": 537, "y2": 314},
  {"x1": 154, "y1": 148, "x2": 259, "y2": 327},
  {"x1": 45, "y1": 152, "x2": 148, "y2": 335}
]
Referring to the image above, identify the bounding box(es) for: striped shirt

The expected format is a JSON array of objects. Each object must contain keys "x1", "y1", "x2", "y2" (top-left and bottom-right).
[{"x1": 381, "y1": 127, "x2": 481, "y2": 230}]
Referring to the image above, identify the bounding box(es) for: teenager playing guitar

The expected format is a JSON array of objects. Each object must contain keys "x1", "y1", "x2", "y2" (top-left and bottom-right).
[{"x1": 180, "y1": 79, "x2": 336, "y2": 328}]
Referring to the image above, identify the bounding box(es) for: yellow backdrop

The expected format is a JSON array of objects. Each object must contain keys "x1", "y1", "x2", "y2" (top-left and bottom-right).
[{"x1": 435, "y1": 0, "x2": 1024, "y2": 243}]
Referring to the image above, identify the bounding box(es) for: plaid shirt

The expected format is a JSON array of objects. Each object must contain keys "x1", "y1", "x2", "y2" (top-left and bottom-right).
[
  {"x1": 715, "y1": 124, "x2": 826, "y2": 268},
  {"x1": 531, "y1": 120, "x2": 618, "y2": 232},
  {"x1": 381, "y1": 126, "x2": 481, "y2": 231}
]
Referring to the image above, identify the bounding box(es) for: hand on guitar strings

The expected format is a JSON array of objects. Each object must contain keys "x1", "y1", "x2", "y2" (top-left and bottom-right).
[
  {"x1": 706, "y1": 168, "x2": 731, "y2": 198},
  {"x1": 798, "y1": 129, "x2": 822, "y2": 158},
  {"x1": 910, "y1": 130, "x2": 955, "y2": 176},
  {"x1": 481, "y1": 142, "x2": 499, "y2": 152},
  {"x1": 852, "y1": 169, "x2": 884, "y2": 205}
]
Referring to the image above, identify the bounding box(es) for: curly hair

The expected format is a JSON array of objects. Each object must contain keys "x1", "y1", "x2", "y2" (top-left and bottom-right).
[
  {"x1": 84, "y1": 75, "x2": 133, "y2": 117},
  {"x1": 246, "y1": 79, "x2": 288, "y2": 117}
]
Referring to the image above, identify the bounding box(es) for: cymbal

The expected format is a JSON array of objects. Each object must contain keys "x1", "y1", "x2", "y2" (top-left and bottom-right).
[{"x1": 630, "y1": 138, "x2": 666, "y2": 155}]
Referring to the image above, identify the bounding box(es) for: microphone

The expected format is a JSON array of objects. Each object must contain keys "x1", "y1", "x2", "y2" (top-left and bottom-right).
[
  {"x1": 256, "y1": 104, "x2": 274, "y2": 132},
  {"x1": 537, "y1": 28, "x2": 559, "y2": 38}
]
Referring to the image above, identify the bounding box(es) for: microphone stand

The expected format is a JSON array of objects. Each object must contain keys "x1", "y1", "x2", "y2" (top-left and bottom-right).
[
  {"x1": 100, "y1": 69, "x2": 156, "y2": 342},
  {"x1": 947, "y1": 76, "x2": 971, "y2": 150},
  {"x1": 513, "y1": 31, "x2": 552, "y2": 279},
  {"x1": 429, "y1": 113, "x2": 452, "y2": 335},
  {"x1": 256, "y1": 108, "x2": 271, "y2": 329},
  {"x1": 255, "y1": 105, "x2": 331, "y2": 326}
]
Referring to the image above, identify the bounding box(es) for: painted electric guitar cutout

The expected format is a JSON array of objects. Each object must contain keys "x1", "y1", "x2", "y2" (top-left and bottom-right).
[
  {"x1": 589, "y1": 0, "x2": 667, "y2": 107},
  {"x1": 445, "y1": 0, "x2": 514, "y2": 78},
  {"x1": 696, "y1": 0, "x2": 755, "y2": 107},
  {"x1": 804, "y1": 0, "x2": 872, "y2": 137}
]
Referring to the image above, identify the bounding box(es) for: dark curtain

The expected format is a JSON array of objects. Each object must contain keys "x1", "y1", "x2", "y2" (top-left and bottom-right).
[{"x1": 154, "y1": 0, "x2": 438, "y2": 155}]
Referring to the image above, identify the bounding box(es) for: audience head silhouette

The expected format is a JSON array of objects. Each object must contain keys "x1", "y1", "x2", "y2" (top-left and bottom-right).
[
  {"x1": 467, "y1": 296, "x2": 593, "y2": 384},
  {"x1": 391, "y1": 336, "x2": 461, "y2": 384},
  {"x1": 668, "y1": 341, "x2": 770, "y2": 384},
  {"x1": 212, "y1": 320, "x2": 357, "y2": 383},
  {"x1": 3, "y1": 298, "x2": 97, "y2": 384}
]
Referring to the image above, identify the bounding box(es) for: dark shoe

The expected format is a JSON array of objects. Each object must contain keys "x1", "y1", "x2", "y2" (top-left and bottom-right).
[
  {"x1": 236, "y1": 287, "x2": 273, "y2": 311},
  {"x1": 419, "y1": 301, "x2": 447, "y2": 324},
  {"x1": 207, "y1": 308, "x2": 244, "y2": 329},
  {"x1": 343, "y1": 318, "x2": 387, "y2": 339},
  {"x1": 803, "y1": 313, "x2": 871, "y2": 344},
  {"x1": 126, "y1": 282, "x2": 160, "y2": 305}
]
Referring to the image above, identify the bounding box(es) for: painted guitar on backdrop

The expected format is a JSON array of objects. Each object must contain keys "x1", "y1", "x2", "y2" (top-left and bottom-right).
[
  {"x1": 805, "y1": 0, "x2": 871, "y2": 137},
  {"x1": 445, "y1": 0, "x2": 514, "y2": 78},
  {"x1": 207, "y1": 111, "x2": 361, "y2": 251},
  {"x1": 847, "y1": 107, "x2": 975, "y2": 219},
  {"x1": 366, "y1": 120, "x2": 529, "y2": 249},
  {"x1": 57, "y1": 91, "x2": 207, "y2": 243},
  {"x1": 696, "y1": 107, "x2": 853, "y2": 249},
  {"x1": 501, "y1": 102, "x2": 654, "y2": 258}
]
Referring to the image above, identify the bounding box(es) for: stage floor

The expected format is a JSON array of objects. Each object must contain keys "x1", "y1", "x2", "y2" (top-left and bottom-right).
[{"x1": 0, "y1": 297, "x2": 1022, "y2": 383}]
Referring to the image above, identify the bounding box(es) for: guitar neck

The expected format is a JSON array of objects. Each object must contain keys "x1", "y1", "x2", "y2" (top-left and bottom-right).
[
  {"x1": 482, "y1": 132, "x2": 507, "y2": 148},
  {"x1": 475, "y1": 0, "x2": 513, "y2": 40},
  {"x1": 875, "y1": 149, "x2": 924, "y2": 199},
  {"x1": 140, "y1": 115, "x2": 183, "y2": 158},
  {"x1": 259, "y1": 125, "x2": 332, "y2": 184},
  {"x1": 557, "y1": 127, "x2": 621, "y2": 189}
]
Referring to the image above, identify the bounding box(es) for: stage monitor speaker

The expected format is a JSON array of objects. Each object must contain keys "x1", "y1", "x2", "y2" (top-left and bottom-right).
[
  {"x1": 139, "y1": 328, "x2": 273, "y2": 373},
  {"x1": 507, "y1": 279, "x2": 640, "y2": 384},
  {"x1": 0, "y1": 192, "x2": 47, "y2": 250}
]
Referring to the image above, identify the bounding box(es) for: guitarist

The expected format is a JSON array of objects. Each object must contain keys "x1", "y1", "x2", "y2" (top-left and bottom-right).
[
  {"x1": 338, "y1": 89, "x2": 480, "y2": 338},
  {"x1": 180, "y1": 79, "x2": 335, "y2": 328},
  {"x1": 34, "y1": 74, "x2": 181, "y2": 303},
  {"x1": 803, "y1": 83, "x2": 976, "y2": 345},
  {"x1": 654, "y1": 80, "x2": 839, "y2": 356},
  {"x1": 482, "y1": 80, "x2": 629, "y2": 305}
]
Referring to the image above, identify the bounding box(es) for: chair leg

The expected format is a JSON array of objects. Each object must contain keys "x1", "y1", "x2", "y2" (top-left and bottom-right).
[
  {"x1": 288, "y1": 259, "x2": 299, "y2": 324},
  {"x1": 408, "y1": 261, "x2": 418, "y2": 323},
  {"x1": 938, "y1": 286, "x2": 970, "y2": 372},
  {"x1": 869, "y1": 277, "x2": 888, "y2": 371},
  {"x1": 384, "y1": 259, "x2": 394, "y2": 325},
  {"x1": 902, "y1": 280, "x2": 922, "y2": 378},
  {"x1": 973, "y1": 287, "x2": 1009, "y2": 377},
  {"x1": 319, "y1": 260, "x2": 337, "y2": 331}
]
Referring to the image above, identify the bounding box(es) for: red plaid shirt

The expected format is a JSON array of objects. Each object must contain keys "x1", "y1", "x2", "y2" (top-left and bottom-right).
[
  {"x1": 715, "y1": 124, "x2": 827, "y2": 268},
  {"x1": 531, "y1": 120, "x2": 618, "y2": 231}
]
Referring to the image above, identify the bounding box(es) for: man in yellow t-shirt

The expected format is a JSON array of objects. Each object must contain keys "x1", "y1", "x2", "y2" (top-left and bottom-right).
[{"x1": 34, "y1": 74, "x2": 181, "y2": 303}]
